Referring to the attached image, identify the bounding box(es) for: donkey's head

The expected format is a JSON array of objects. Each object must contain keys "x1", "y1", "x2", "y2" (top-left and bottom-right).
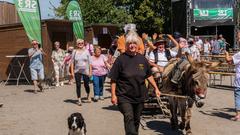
[{"x1": 185, "y1": 55, "x2": 220, "y2": 100}]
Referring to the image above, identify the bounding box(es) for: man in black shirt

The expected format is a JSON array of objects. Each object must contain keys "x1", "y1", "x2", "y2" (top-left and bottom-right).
[{"x1": 109, "y1": 30, "x2": 160, "y2": 135}]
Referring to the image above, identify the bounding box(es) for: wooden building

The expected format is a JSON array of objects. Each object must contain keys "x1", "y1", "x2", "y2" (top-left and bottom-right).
[
  {"x1": 85, "y1": 24, "x2": 119, "y2": 49},
  {"x1": 0, "y1": 19, "x2": 74, "y2": 81},
  {"x1": 0, "y1": 20, "x2": 119, "y2": 81},
  {"x1": 0, "y1": 1, "x2": 20, "y2": 25}
]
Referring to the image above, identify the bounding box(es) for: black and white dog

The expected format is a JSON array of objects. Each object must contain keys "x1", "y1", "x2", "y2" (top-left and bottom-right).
[{"x1": 68, "y1": 113, "x2": 87, "y2": 135}]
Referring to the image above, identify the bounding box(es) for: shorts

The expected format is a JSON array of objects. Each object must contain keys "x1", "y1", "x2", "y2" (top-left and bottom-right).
[{"x1": 30, "y1": 68, "x2": 44, "y2": 80}]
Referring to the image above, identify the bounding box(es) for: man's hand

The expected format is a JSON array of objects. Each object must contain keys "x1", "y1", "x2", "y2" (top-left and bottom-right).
[
  {"x1": 167, "y1": 34, "x2": 173, "y2": 39},
  {"x1": 142, "y1": 33, "x2": 148, "y2": 40},
  {"x1": 152, "y1": 33, "x2": 158, "y2": 40},
  {"x1": 111, "y1": 95, "x2": 118, "y2": 105},
  {"x1": 224, "y1": 50, "x2": 229, "y2": 56}
]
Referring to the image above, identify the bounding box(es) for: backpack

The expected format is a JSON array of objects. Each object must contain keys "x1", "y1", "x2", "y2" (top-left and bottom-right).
[{"x1": 153, "y1": 49, "x2": 172, "y2": 64}]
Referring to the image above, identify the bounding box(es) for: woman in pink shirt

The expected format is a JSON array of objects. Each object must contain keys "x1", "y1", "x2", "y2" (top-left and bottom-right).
[{"x1": 91, "y1": 46, "x2": 110, "y2": 101}]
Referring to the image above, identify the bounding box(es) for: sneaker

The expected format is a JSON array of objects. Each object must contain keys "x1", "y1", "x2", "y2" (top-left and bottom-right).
[
  {"x1": 93, "y1": 96, "x2": 99, "y2": 102},
  {"x1": 34, "y1": 89, "x2": 37, "y2": 94},
  {"x1": 99, "y1": 96, "x2": 104, "y2": 100},
  {"x1": 56, "y1": 83, "x2": 60, "y2": 87},
  {"x1": 60, "y1": 82, "x2": 64, "y2": 86},
  {"x1": 85, "y1": 96, "x2": 92, "y2": 103},
  {"x1": 68, "y1": 81, "x2": 73, "y2": 85},
  {"x1": 38, "y1": 84, "x2": 43, "y2": 92},
  {"x1": 77, "y1": 101, "x2": 82, "y2": 106}
]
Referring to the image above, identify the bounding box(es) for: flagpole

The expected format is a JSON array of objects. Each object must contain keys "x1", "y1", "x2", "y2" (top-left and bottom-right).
[{"x1": 37, "y1": 0, "x2": 43, "y2": 47}]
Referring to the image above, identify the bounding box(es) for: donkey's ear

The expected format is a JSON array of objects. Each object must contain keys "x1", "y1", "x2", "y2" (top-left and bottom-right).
[{"x1": 205, "y1": 61, "x2": 221, "y2": 70}]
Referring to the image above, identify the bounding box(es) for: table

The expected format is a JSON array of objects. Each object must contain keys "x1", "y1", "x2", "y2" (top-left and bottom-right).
[
  {"x1": 5, "y1": 55, "x2": 30, "y2": 86},
  {"x1": 208, "y1": 71, "x2": 235, "y2": 87}
]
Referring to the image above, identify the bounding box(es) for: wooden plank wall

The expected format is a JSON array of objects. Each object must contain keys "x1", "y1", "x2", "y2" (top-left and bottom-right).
[
  {"x1": 0, "y1": 21, "x2": 74, "y2": 81},
  {"x1": 0, "y1": 25, "x2": 31, "y2": 81},
  {"x1": 0, "y1": 2, "x2": 20, "y2": 25},
  {"x1": 92, "y1": 25, "x2": 118, "y2": 48}
]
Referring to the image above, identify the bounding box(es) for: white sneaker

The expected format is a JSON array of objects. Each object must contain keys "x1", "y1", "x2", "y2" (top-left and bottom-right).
[
  {"x1": 56, "y1": 83, "x2": 60, "y2": 87},
  {"x1": 99, "y1": 96, "x2": 104, "y2": 100},
  {"x1": 60, "y1": 82, "x2": 64, "y2": 86}
]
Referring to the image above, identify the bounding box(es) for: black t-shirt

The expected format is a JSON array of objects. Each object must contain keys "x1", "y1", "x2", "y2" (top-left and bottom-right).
[{"x1": 108, "y1": 52, "x2": 152, "y2": 103}]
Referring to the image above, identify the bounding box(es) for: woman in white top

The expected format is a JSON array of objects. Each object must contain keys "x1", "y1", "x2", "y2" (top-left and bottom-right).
[
  {"x1": 203, "y1": 38, "x2": 211, "y2": 60},
  {"x1": 71, "y1": 39, "x2": 92, "y2": 106}
]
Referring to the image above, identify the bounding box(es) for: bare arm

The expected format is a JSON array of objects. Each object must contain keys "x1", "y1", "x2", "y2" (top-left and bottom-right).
[
  {"x1": 111, "y1": 80, "x2": 118, "y2": 105},
  {"x1": 28, "y1": 49, "x2": 37, "y2": 58},
  {"x1": 147, "y1": 41, "x2": 157, "y2": 51},
  {"x1": 104, "y1": 61, "x2": 111, "y2": 70},
  {"x1": 168, "y1": 34, "x2": 179, "y2": 49},
  {"x1": 225, "y1": 51, "x2": 233, "y2": 64},
  {"x1": 40, "y1": 48, "x2": 47, "y2": 56},
  {"x1": 147, "y1": 76, "x2": 161, "y2": 97},
  {"x1": 89, "y1": 64, "x2": 92, "y2": 77}
]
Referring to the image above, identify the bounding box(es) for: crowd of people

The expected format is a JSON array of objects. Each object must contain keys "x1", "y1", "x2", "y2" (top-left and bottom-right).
[{"x1": 25, "y1": 23, "x2": 239, "y2": 135}]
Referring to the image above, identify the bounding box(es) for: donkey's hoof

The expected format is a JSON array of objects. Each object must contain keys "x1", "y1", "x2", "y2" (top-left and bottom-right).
[{"x1": 186, "y1": 130, "x2": 192, "y2": 135}]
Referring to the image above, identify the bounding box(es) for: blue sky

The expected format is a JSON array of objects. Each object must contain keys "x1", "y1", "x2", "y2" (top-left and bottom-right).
[{"x1": 2, "y1": 0, "x2": 61, "y2": 19}]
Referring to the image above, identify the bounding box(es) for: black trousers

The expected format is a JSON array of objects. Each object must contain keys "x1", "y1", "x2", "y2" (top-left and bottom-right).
[
  {"x1": 74, "y1": 73, "x2": 90, "y2": 98},
  {"x1": 118, "y1": 102, "x2": 144, "y2": 135}
]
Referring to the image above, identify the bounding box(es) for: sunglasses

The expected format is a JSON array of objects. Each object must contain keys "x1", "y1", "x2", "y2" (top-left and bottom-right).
[{"x1": 77, "y1": 42, "x2": 84, "y2": 44}]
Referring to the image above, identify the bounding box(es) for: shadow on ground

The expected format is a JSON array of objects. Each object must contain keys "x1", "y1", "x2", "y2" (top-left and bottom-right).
[
  {"x1": 24, "y1": 89, "x2": 42, "y2": 93},
  {"x1": 199, "y1": 107, "x2": 235, "y2": 120},
  {"x1": 64, "y1": 99, "x2": 79, "y2": 105},
  {"x1": 102, "y1": 105, "x2": 119, "y2": 111},
  {"x1": 145, "y1": 120, "x2": 183, "y2": 135},
  {"x1": 209, "y1": 85, "x2": 234, "y2": 91}
]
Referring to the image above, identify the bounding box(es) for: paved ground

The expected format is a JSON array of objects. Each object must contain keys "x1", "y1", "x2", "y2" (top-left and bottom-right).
[{"x1": 0, "y1": 76, "x2": 240, "y2": 135}]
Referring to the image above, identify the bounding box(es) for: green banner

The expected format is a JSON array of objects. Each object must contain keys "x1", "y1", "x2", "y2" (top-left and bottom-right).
[
  {"x1": 14, "y1": 0, "x2": 42, "y2": 45},
  {"x1": 66, "y1": 0, "x2": 84, "y2": 39},
  {"x1": 194, "y1": 8, "x2": 233, "y2": 20}
]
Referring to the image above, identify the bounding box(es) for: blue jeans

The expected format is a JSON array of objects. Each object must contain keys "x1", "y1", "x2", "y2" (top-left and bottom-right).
[
  {"x1": 234, "y1": 87, "x2": 240, "y2": 111},
  {"x1": 93, "y1": 75, "x2": 106, "y2": 97}
]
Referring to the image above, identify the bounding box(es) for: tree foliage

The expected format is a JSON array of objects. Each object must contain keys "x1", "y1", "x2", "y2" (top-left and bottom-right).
[
  {"x1": 55, "y1": 0, "x2": 171, "y2": 34},
  {"x1": 55, "y1": 0, "x2": 132, "y2": 25}
]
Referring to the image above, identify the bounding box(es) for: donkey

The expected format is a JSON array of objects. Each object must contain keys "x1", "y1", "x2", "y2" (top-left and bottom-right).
[{"x1": 161, "y1": 56, "x2": 220, "y2": 135}]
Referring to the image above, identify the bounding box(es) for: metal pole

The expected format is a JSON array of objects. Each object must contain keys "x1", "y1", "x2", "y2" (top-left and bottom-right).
[{"x1": 215, "y1": 25, "x2": 218, "y2": 37}]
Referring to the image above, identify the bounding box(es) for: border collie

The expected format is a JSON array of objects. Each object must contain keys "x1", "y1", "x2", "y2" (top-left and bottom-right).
[{"x1": 68, "y1": 113, "x2": 87, "y2": 135}]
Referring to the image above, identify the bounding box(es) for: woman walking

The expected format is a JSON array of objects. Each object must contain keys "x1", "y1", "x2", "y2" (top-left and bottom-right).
[
  {"x1": 71, "y1": 39, "x2": 92, "y2": 106},
  {"x1": 109, "y1": 30, "x2": 161, "y2": 135},
  {"x1": 51, "y1": 41, "x2": 65, "y2": 86},
  {"x1": 91, "y1": 46, "x2": 110, "y2": 101},
  {"x1": 225, "y1": 51, "x2": 240, "y2": 121}
]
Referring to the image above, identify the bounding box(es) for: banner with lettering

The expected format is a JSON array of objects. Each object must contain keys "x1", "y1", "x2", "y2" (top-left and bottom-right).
[
  {"x1": 14, "y1": 0, "x2": 42, "y2": 45},
  {"x1": 66, "y1": 0, "x2": 84, "y2": 39},
  {"x1": 193, "y1": 8, "x2": 233, "y2": 20}
]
